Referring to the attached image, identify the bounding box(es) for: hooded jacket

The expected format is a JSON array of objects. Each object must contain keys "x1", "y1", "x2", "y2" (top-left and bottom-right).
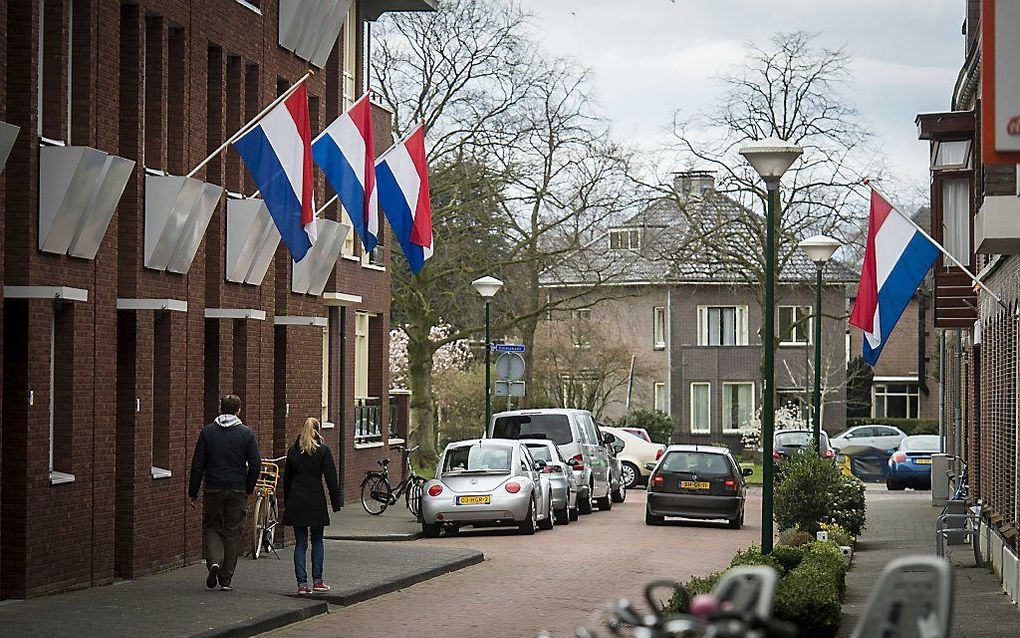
[{"x1": 188, "y1": 414, "x2": 261, "y2": 498}]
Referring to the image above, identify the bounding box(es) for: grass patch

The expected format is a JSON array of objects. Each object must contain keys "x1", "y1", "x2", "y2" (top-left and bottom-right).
[{"x1": 740, "y1": 462, "x2": 763, "y2": 485}]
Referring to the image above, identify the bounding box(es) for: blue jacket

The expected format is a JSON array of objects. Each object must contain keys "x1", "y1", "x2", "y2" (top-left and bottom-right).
[{"x1": 188, "y1": 414, "x2": 261, "y2": 498}]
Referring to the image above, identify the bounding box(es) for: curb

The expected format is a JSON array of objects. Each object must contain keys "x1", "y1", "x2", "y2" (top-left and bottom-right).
[
  {"x1": 321, "y1": 551, "x2": 485, "y2": 606},
  {"x1": 192, "y1": 600, "x2": 328, "y2": 638},
  {"x1": 323, "y1": 532, "x2": 423, "y2": 542}
]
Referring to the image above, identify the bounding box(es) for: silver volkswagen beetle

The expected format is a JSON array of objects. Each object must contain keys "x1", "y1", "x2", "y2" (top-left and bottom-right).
[
  {"x1": 522, "y1": 438, "x2": 578, "y2": 524},
  {"x1": 421, "y1": 438, "x2": 553, "y2": 537}
]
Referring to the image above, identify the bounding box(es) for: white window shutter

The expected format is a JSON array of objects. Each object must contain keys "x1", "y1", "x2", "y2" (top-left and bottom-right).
[{"x1": 737, "y1": 306, "x2": 748, "y2": 345}]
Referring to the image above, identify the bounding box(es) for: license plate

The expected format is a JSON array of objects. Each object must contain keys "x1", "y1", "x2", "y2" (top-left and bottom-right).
[
  {"x1": 680, "y1": 481, "x2": 711, "y2": 490},
  {"x1": 456, "y1": 495, "x2": 491, "y2": 505},
  {"x1": 915, "y1": 458, "x2": 932, "y2": 465}
]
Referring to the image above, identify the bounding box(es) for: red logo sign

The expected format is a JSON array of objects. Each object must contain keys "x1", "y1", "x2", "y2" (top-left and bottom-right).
[{"x1": 1008, "y1": 115, "x2": 1020, "y2": 136}]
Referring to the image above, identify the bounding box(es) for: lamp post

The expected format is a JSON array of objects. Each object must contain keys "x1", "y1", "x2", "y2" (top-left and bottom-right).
[
  {"x1": 799, "y1": 234, "x2": 841, "y2": 450},
  {"x1": 472, "y1": 276, "x2": 504, "y2": 427},
  {"x1": 739, "y1": 137, "x2": 802, "y2": 555}
]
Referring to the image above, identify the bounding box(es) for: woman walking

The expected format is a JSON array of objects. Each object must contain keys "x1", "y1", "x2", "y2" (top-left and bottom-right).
[{"x1": 283, "y1": 417, "x2": 342, "y2": 595}]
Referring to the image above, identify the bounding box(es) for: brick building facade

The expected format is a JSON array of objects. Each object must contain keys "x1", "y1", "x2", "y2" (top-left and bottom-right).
[{"x1": 0, "y1": 0, "x2": 432, "y2": 599}]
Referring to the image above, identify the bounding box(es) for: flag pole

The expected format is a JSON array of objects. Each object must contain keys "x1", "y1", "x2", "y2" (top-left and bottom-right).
[
  {"x1": 865, "y1": 180, "x2": 1007, "y2": 310},
  {"x1": 315, "y1": 193, "x2": 340, "y2": 218},
  {"x1": 374, "y1": 122, "x2": 423, "y2": 165},
  {"x1": 187, "y1": 70, "x2": 315, "y2": 178},
  {"x1": 311, "y1": 92, "x2": 373, "y2": 145}
]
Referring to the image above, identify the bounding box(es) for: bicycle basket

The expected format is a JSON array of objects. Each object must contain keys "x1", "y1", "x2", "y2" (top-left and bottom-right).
[{"x1": 255, "y1": 461, "x2": 280, "y2": 493}]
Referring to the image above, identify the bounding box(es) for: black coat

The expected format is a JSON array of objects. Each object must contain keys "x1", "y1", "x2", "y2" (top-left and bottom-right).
[{"x1": 282, "y1": 441, "x2": 342, "y2": 528}]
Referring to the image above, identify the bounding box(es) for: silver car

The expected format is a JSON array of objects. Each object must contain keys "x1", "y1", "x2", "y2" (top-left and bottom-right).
[
  {"x1": 523, "y1": 439, "x2": 578, "y2": 524},
  {"x1": 420, "y1": 439, "x2": 553, "y2": 537}
]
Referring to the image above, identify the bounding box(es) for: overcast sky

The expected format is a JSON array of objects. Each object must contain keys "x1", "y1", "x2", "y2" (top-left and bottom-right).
[{"x1": 517, "y1": 0, "x2": 964, "y2": 192}]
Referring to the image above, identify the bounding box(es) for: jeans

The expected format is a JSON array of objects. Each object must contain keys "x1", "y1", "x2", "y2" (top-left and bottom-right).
[
  {"x1": 293, "y1": 526, "x2": 325, "y2": 585},
  {"x1": 203, "y1": 489, "x2": 248, "y2": 586}
]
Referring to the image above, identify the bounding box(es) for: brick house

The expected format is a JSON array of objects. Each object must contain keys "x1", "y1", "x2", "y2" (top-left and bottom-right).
[
  {"x1": 0, "y1": 0, "x2": 434, "y2": 599},
  {"x1": 541, "y1": 172, "x2": 849, "y2": 446}
]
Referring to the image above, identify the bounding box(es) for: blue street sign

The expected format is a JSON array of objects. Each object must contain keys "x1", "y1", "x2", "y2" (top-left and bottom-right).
[{"x1": 490, "y1": 343, "x2": 526, "y2": 352}]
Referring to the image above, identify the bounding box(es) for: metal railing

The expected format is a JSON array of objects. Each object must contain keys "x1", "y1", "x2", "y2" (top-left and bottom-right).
[
  {"x1": 388, "y1": 396, "x2": 401, "y2": 439},
  {"x1": 354, "y1": 398, "x2": 382, "y2": 442}
]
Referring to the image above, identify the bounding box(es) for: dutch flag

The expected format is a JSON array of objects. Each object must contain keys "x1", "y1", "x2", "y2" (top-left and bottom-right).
[
  {"x1": 849, "y1": 189, "x2": 940, "y2": 365},
  {"x1": 377, "y1": 123, "x2": 433, "y2": 274},
  {"x1": 234, "y1": 84, "x2": 316, "y2": 262},
  {"x1": 312, "y1": 94, "x2": 379, "y2": 252}
]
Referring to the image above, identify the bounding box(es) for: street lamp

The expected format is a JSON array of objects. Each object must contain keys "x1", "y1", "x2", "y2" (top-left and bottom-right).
[
  {"x1": 739, "y1": 137, "x2": 803, "y2": 555},
  {"x1": 799, "y1": 234, "x2": 841, "y2": 451},
  {"x1": 472, "y1": 276, "x2": 504, "y2": 427}
]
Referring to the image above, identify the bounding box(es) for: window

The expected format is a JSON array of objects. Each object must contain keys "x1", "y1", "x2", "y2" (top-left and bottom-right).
[
  {"x1": 722, "y1": 382, "x2": 755, "y2": 432},
  {"x1": 777, "y1": 390, "x2": 810, "y2": 423},
  {"x1": 571, "y1": 308, "x2": 591, "y2": 348},
  {"x1": 941, "y1": 178, "x2": 970, "y2": 265},
  {"x1": 321, "y1": 325, "x2": 330, "y2": 424},
  {"x1": 872, "y1": 383, "x2": 919, "y2": 419},
  {"x1": 931, "y1": 139, "x2": 971, "y2": 170},
  {"x1": 653, "y1": 306, "x2": 666, "y2": 349},
  {"x1": 493, "y1": 414, "x2": 573, "y2": 445},
  {"x1": 39, "y1": 0, "x2": 73, "y2": 143},
  {"x1": 654, "y1": 382, "x2": 667, "y2": 413},
  {"x1": 354, "y1": 312, "x2": 369, "y2": 399},
  {"x1": 690, "y1": 382, "x2": 710, "y2": 434},
  {"x1": 778, "y1": 306, "x2": 811, "y2": 345},
  {"x1": 697, "y1": 306, "x2": 748, "y2": 346},
  {"x1": 560, "y1": 375, "x2": 595, "y2": 408},
  {"x1": 341, "y1": 221, "x2": 355, "y2": 257},
  {"x1": 145, "y1": 15, "x2": 166, "y2": 169},
  {"x1": 152, "y1": 312, "x2": 171, "y2": 473},
  {"x1": 609, "y1": 229, "x2": 640, "y2": 250},
  {"x1": 50, "y1": 302, "x2": 75, "y2": 480},
  {"x1": 342, "y1": 0, "x2": 357, "y2": 107}
]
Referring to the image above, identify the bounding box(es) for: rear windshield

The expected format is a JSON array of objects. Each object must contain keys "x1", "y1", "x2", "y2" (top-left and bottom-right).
[
  {"x1": 525, "y1": 444, "x2": 553, "y2": 462},
  {"x1": 660, "y1": 452, "x2": 732, "y2": 477},
  {"x1": 902, "y1": 436, "x2": 940, "y2": 451},
  {"x1": 442, "y1": 444, "x2": 513, "y2": 473},
  {"x1": 776, "y1": 431, "x2": 829, "y2": 448},
  {"x1": 493, "y1": 414, "x2": 573, "y2": 445}
]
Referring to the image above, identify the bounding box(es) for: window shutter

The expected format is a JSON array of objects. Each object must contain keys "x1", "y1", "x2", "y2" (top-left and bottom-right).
[
  {"x1": 697, "y1": 307, "x2": 707, "y2": 346},
  {"x1": 737, "y1": 306, "x2": 748, "y2": 345}
]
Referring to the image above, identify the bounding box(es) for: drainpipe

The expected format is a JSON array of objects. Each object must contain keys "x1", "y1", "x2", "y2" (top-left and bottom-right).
[
  {"x1": 954, "y1": 329, "x2": 963, "y2": 480},
  {"x1": 667, "y1": 287, "x2": 673, "y2": 421},
  {"x1": 939, "y1": 331, "x2": 945, "y2": 454},
  {"x1": 918, "y1": 294, "x2": 930, "y2": 396}
]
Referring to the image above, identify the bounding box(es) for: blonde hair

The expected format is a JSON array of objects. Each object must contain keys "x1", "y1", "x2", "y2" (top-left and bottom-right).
[{"x1": 298, "y1": 417, "x2": 322, "y2": 455}]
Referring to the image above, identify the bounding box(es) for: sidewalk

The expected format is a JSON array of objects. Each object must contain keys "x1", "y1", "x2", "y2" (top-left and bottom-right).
[
  {"x1": 323, "y1": 503, "x2": 422, "y2": 541},
  {"x1": 838, "y1": 484, "x2": 1019, "y2": 637},
  {"x1": 0, "y1": 540, "x2": 482, "y2": 638}
]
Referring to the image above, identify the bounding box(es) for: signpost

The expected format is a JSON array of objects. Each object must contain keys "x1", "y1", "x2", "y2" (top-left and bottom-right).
[
  {"x1": 490, "y1": 343, "x2": 526, "y2": 353},
  {"x1": 493, "y1": 349, "x2": 526, "y2": 401}
]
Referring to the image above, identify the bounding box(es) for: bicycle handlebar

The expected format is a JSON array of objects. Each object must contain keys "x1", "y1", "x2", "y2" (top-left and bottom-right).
[{"x1": 262, "y1": 456, "x2": 286, "y2": 463}]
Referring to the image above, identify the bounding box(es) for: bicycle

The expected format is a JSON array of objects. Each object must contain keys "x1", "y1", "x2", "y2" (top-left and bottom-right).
[
  {"x1": 250, "y1": 456, "x2": 286, "y2": 560},
  {"x1": 360, "y1": 444, "x2": 426, "y2": 517}
]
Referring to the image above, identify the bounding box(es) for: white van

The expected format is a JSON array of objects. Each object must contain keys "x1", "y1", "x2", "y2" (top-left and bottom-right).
[{"x1": 488, "y1": 408, "x2": 613, "y2": 514}]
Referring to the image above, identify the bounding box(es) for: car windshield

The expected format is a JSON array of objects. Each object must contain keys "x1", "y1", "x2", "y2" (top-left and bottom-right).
[
  {"x1": 776, "y1": 431, "x2": 829, "y2": 450},
  {"x1": 525, "y1": 444, "x2": 553, "y2": 462},
  {"x1": 902, "y1": 436, "x2": 940, "y2": 451},
  {"x1": 660, "y1": 452, "x2": 731, "y2": 477},
  {"x1": 442, "y1": 444, "x2": 513, "y2": 473},
  {"x1": 492, "y1": 414, "x2": 573, "y2": 445}
]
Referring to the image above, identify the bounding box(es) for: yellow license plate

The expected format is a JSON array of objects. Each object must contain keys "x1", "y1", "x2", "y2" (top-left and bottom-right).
[
  {"x1": 680, "y1": 481, "x2": 711, "y2": 490},
  {"x1": 915, "y1": 458, "x2": 932, "y2": 465},
  {"x1": 456, "y1": 495, "x2": 491, "y2": 505}
]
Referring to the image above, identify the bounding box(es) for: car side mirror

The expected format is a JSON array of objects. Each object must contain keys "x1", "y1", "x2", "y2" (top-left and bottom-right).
[
  {"x1": 844, "y1": 432, "x2": 854, "y2": 439},
  {"x1": 534, "y1": 460, "x2": 547, "y2": 471},
  {"x1": 645, "y1": 462, "x2": 657, "y2": 472},
  {"x1": 601, "y1": 432, "x2": 614, "y2": 445},
  {"x1": 566, "y1": 458, "x2": 579, "y2": 468},
  {"x1": 742, "y1": 467, "x2": 754, "y2": 477}
]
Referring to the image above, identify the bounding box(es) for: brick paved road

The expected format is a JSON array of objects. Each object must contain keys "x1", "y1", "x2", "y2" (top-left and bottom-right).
[{"x1": 264, "y1": 489, "x2": 761, "y2": 638}]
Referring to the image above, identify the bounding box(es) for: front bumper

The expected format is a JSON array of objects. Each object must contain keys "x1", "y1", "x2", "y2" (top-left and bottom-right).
[
  {"x1": 420, "y1": 490, "x2": 532, "y2": 525},
  {"x1": 646, "y1": 492, "x2": 742, "y2": 520}
]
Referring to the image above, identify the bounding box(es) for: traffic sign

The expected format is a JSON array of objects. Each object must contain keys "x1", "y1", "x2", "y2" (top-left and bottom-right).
[
  {"x1": 490, "y1": 343, "x2": 525, "y2": 353},
  {"x1": 494, "y1": 380, "x2": 526, "y2": 397},
  {"x1": 495, "y1": 352, "x2": 526, "y2": 381}
]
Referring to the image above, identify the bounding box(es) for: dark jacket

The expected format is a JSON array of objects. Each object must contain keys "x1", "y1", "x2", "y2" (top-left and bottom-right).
[
  {"x1": 282, "y1": 440, "x2": 342, "y2": 528},
  {"x1": 188, "y1": 414, "x2": 261, "y2": 498}
]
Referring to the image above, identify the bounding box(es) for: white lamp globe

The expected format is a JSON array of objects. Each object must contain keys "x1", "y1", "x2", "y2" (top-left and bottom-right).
[
  {"x1": 738, "y1": 137, "x2": 803, "y2": 183},
  {"x1": 471, "y1": 276, "x2": 504, "y2": 299}
]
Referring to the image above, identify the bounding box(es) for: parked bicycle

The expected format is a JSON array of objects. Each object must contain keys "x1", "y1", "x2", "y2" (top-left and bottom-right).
[
  {"x1": 361, "y1": 444, "x2": 426, "y2": 517},
  {"x1": 250, "y1": 456, "x2": 286, "y2": 559}
]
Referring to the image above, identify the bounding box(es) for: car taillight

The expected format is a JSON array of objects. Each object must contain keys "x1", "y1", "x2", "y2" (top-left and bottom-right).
[
  {"x1": 724, "y1": 478, "x2": 737, "y2": 491},
  {"x1": 427, "y1": 484, "x2": 443, "y2": 497},
  {"x1": 823, "y1": 449, "x2": 835, "y2": 459},
  {"x1": 891, "y1": 452, "x2": 906, "y2": 463},
  {"x1": 772, "y1": 450, "x2": 781, "y2": 460},
  {"x1": 652, "y1": 474, "x2": 664, "y2": 486},
  {"x1": 656, "y1": 448, "x2": 664, "y2": 460},
  {"x1": 505, "y1": 482, "x2": 522, "y2": 493},
  {"x1": 542, "y1": 465, "x2": 562, "y2": 474},
  {"x1": 570, "y1": 454, "x2": 585, "y2": 472}
]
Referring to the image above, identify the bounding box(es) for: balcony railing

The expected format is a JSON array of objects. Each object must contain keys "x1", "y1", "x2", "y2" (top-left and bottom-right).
[
  {"x1": 389, "y1": 396, "x2": 400, "y2": 439},
  {"x1": 354, "y1": 397, "x2": 382, "y2": 443}
]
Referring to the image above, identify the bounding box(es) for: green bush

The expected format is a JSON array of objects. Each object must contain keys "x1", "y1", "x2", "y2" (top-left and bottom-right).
[
  {"x1": 829, "y1": 475, "x2": 867, "y2": 537},
  {"x1": 774, "y1": 452, "x2": 867, "y2": 537},
  {"x1": 844, "y1": 417, "x2": 938, "y2": 435},
  {"x1": 729, "y1": 545, "x2": 783, "y2": 573},
  {"x1": 778, "y1": 528, "x2": 814, "y2": 546},
  {"x1": 661, "y1": 571, "x2": 722, "y2": 614},
  {"x1": 771, "y1": 544, "x2": 809, "y2": 573},
  {"x1": 618, "y1": 409, "x2": 674, "y2": 444},
  {"x1": 819, "y1": 522, "x2": 854, "y2": 547}
]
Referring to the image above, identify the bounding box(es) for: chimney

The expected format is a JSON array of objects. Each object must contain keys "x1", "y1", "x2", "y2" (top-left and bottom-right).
[{"x1": 672, "y1": 170, "x2": 715, "y2": 200}]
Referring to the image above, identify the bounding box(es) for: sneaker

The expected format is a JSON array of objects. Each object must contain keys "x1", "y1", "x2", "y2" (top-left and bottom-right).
[
  {"x1": 297, "y1": 585, "x2": 311, "y2": 595},
  {"x1": 206, "y1": 564, "x2": 220, "y2": 589},
  {"x1": 220, "y1": 584, "x2": 234, "y2": 591},
  {"x1": 312, "y1": 581, "x2": 331, "y2": 592}
]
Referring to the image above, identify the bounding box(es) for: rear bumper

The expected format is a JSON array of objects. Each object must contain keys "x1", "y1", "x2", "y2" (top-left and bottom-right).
[
  {"x1": 420, "y1": 492, "x2": 531, "y2": 524},
  {"x1": 647, "y1": 492, "x2": 742, "y2": 520},
  {"x1": 888, "y1": 463, "x2": 932, "y2": 483}
]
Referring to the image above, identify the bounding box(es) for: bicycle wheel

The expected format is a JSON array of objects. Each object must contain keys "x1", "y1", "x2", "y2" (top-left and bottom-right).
[
  {"x1": 263, "y1": 496, "x2": 279, "y2": 556},
  {"x1": 361, "y1": 475, "x2": 391, "y2": 515},
  {"x1": 251, "y1": 494, "x2": 267, "y2": 559},
  {"x1": 405, "y1": 477, "x2": 425, "y2": 518}
]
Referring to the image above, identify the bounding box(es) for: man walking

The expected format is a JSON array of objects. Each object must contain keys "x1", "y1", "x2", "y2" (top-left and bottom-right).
[{"x1": 189, "y1": 395, "x2": 261, "y2": 591}]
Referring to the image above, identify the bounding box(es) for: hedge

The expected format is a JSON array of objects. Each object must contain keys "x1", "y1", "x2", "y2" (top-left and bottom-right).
[{"x1": 844, "y1": 417, "x2": 938, "y2": 435}]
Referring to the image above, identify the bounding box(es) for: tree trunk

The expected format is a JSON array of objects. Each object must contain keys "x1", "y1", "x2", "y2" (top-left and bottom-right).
[{"x1": 407, "y1": 322, "x2": 439, "y2": 467}]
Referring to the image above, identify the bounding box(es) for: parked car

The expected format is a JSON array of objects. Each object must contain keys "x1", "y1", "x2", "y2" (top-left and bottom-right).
[
  {"x1": 619, "y1": 427, "x2": 653, "y2": 443},
  {"x1": 600, "y1": 426, "x2": 666, "y2": 489},
  {"x1": 421, "y1": 439, "x2": 553, "y2": 537},
  {"x1": 522, "y1": 439, "x2": 579, "y2": 523},
  {"x1": 772, "y1": 429, "x2": 835, "y2": 467},
  {"x1": 489, "y1": 409, "x2": 613, "y2": 514},
  {"x1": 887, "y1": 435, "x2": 940, "y2": 491},
  {"x1": 645, "y1": 445, "x2": 751, "y2": 529},
  {"x1": 830, "y1": 425, "x2": 907, "y2": 452},
  {"x1": 604, "y1": 436, "x2": 628, "y2": 504}
]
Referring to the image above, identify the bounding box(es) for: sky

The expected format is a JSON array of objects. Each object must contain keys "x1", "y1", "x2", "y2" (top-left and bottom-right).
[{"x1": 516, "y1": 0, "x2": 965, "y2": 194}]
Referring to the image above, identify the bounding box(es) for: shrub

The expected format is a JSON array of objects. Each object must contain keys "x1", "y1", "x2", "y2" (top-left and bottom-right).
[
  {"x1": 661, "y1": 571, "x2": 722, "y2": 614},
  {"x1": 771, "y1": 544, "x2": 809, "y2": 573},
  {"x1": 729, "y1": 545, "x2": 783, "y2": 573},
  {"x1": 827, "y1": 474, "x2": 867, "y2": 537},
  {"x1": 819, "y1": 522, "x2": 854, "y2": 547},
  {"x1": 773, "y1": 541, "x2": 847, "y2": 635},
  {"x1": 774, "y1": 452, "x2": 844, "y2": 536},
  {"x1": 778, "y1": 528, "x2": 814, "y2": 547},
  {"x1": 618, "y1": 409, "x2": 674, "y2": 444}
]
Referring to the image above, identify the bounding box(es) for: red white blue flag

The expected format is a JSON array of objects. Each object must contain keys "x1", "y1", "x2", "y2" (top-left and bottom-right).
[
  {"x1": 312, "y1": 94, "x2": 379, "y2": 252},
  {"x1": 234, "y1": 84, "x2": 316, "y2": 262},
  {"x1": 376, "y1": 123, "x2": 432, "y2": 274},
  {"x1": 849, "y1": 189, "x2": 939, "y2": 365}
]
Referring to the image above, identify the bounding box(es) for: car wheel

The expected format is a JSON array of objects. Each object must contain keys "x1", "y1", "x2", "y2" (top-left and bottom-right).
[
  {"x1": 555, "y1": 505, "x2": 570, "y2": 525},
  {"x1": 539, "y1": 498, "x2": 554, "y2": 531},
  {"x1": 421, "y1": 522, "x2": 441, "y2": 538},
  {"x1": 621, "y1": 462, "x2": 639, "y2": 489},
  {"x1": 886, "y1": 478, "x2": 905, "y2": 491},
  {"x1": 445, "y1": 524, "x2": 461, "y2": 536},
  {"x1": 596, "y1": 487, "x2": 613, "y2": 511},
  {"x1": 568, "y1": 505, "x2": 579, "y2": 521},
  {"x1": 611, "y1": 481, "x2": 627, "y2": 503},
  {"x1": 645, "y1": 508, "x2": 664, "y2": 526},
  {"x1": 727, "y1": 507, "x2": 744, "y2": 530},
  {"x1": 519, "y1": 498, "x2": 538, "y2": 535},
  {"x1": 578, "y1": 488, "x2": 593, "y2": 515}
]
